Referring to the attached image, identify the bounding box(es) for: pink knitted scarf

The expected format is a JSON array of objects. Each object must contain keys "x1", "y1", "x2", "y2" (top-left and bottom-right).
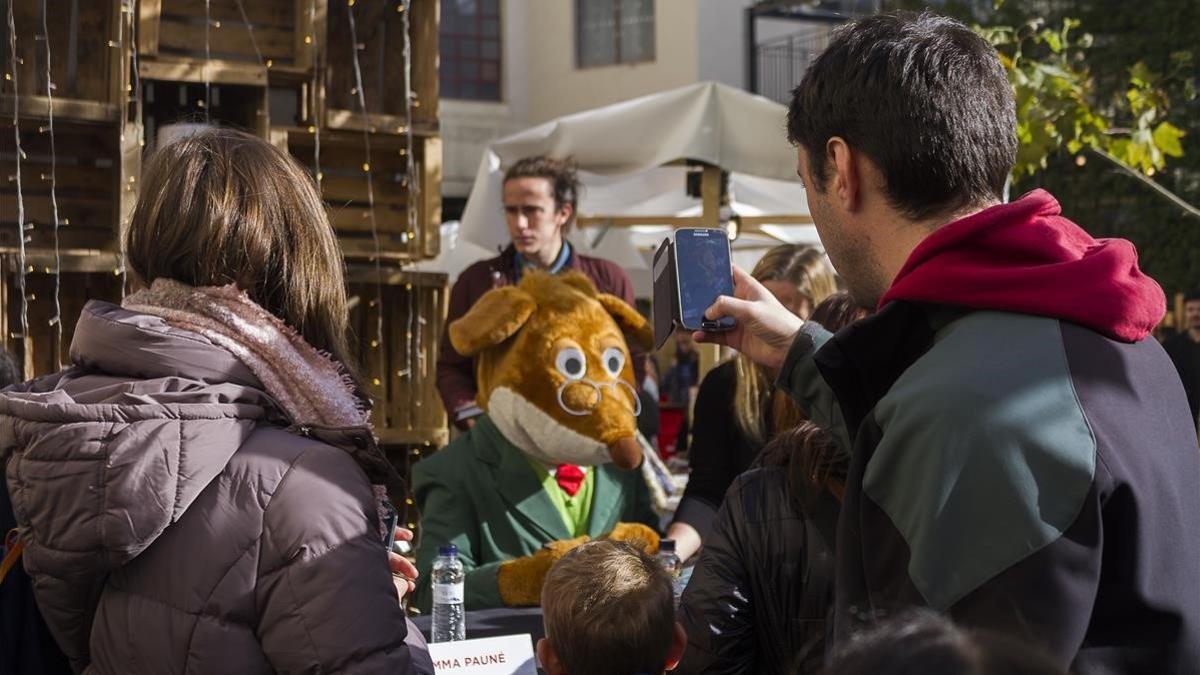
[{"x1": 123, "y1": 278, "x2": 370, "y2": 429}]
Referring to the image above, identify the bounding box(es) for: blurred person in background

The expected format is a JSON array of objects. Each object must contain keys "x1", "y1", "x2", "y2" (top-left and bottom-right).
[
  {"x1": 667, "y1": 245, "x2": 837, "y2": 561},
  {"x1": 1163, "y1": 290, "x2": 1200, "y2": 426},
  {"x1": 676, "y1": 292, "x2": 865, "y2": 675},
  {"x1": 824, "y1": 611, "x2": 1068, "y2": 675},
  {"x1": 436, "y1": 156, "x2": 643, "y2": 430}
]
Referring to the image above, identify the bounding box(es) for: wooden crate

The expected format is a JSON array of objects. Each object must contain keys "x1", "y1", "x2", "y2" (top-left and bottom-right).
[
  {"x1": 1, "y1": 0, "x2": 128, "y2": 123},
  {"x1": 0, "y1": 117, "x2": 140, "y2": 252},
  {"x1": 284, "y1": 127, "x2": 439, "y2": 260},
  {"x1": 140, "y1": 0, "x2": 307, "y2": 68},
  {"x1": 323, "y1": 0, "x2": 437, "y2": 135},
  {"x1": 0, "y1": 251, "x2": 125, "y2": 377},
  {"x1": 346, "y1": 264, "x2": 447, "y2": 445},
  {"x1": 140, "y1": 78, "x2": 269, "y2": 146}
]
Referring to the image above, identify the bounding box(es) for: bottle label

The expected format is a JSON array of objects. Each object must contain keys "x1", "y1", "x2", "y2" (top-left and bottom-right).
[{"x1": 434, "y1": 581, "x2": 465, "y2": 605}]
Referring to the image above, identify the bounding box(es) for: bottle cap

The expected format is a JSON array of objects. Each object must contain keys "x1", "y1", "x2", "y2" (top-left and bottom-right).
[
  {"x1": 438, "y1": 544, "x2": 458, "y2": 557},
  {"x1": 659, "y1": 539, "x2": 675, "y2": 553}
]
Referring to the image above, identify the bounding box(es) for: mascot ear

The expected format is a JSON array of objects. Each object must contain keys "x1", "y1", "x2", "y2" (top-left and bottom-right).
[
  {"x1": 596, "y1": 293, "x2": 654, "y2": 351},
  {"x1": 557, "y1": 271, "x2": 599, "y2": 297},
  {"x1": 449, "y1": 286, "x2": 537, "y2": 356}
]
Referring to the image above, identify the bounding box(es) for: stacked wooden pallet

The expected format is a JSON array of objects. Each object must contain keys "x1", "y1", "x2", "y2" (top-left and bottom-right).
[{"x1": 1, "y1": 0, "x2": 447, "y2": 452}]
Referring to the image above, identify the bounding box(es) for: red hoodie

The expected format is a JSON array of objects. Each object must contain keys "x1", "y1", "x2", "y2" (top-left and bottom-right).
[{"x1": 879, "y1": 189, "x2": 1166, "y2": 343}]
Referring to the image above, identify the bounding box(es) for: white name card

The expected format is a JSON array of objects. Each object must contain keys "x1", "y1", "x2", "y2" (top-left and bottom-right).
[{"x1": 428, "y1": 634, "x2": 537, "y2": 675}]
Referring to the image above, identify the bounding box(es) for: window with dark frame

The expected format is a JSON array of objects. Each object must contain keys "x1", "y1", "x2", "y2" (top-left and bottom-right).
[
  {"x1": 440, "y1": 0, "x2": 502, "y2": 101},
  {"x1": 577, "y1": 0, "x2": 655, "y2": 68}
]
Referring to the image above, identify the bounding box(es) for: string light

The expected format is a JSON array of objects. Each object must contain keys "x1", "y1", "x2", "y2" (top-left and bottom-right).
[
  {"x1": 310, "y1": 0, "x2": 321, "y2": 188},
  {"x1": 39, "y1": 0, "x2": 62, "y2": 368},
  {"x1": 7, "y1": 0, "x2": 29, "y2": 344},
  {"x1": 203, "y1": 0, "x2": 212, "y2": 121},
  {"x1": 400, "y1": 0, "x2": 423, "y2": 426},
  {"x1": 232, "y1": 0, "x2": 267, "y2": 131},
  {"x1": 345, "y1": 0, "x2": 386, "y2": 398}
]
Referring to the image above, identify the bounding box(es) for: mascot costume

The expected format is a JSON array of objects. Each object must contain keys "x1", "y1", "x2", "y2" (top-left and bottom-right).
[{"x1": 413, "y1": 271, "x2": 661, "y2": 610}]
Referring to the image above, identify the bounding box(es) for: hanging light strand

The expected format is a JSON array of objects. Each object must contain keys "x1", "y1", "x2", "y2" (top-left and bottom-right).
[
  {"x1": 7, "y1": 0, "x2": 29, "y2": 344},
  {"x1": 203, "y1": 0, "x2": 211, "y2": 120},
  {"x1": 345, "y1": 0, "x2": 385, "y2": 397},
  {"x1": 38, "y1": 0, "x2": 62, "y2": 367},
  {"x1": 310, "y1": 0, "x2": 321, "y2": 186},
  {"x1": 400, "y1": 0, "x2": 420, "y2": 428},
  {"x1": 232, "y1": 0, "x2": 264, "y2": 65}
]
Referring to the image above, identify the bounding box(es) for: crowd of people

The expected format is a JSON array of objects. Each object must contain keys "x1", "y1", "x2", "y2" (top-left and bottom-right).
[{"x1": 2, "y1": 9, "x2": 1199, "y2": 675}]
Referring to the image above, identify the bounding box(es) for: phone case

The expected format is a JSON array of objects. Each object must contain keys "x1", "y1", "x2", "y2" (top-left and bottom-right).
[{"x1": 652, "y1": 238, "x2": 678, "y2": 351}]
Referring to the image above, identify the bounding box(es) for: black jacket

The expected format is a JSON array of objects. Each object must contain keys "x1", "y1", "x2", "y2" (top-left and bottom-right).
[
  {"x1": 677, "y1": 466, "x2": 839, "y2": 675},
  {"x1": 671, "y1": 361, "x2": 768, "y2": 539}
]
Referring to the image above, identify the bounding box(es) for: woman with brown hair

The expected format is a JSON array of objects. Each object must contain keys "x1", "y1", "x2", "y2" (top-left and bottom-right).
[
  {"x1": 666, "y1": 244, "x2": 838, "y2": 562},
  {"x1": 0, "y1": 128, "x2": 429, "y2": 673}
]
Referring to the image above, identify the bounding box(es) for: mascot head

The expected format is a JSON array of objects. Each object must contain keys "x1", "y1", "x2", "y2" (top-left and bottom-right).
[{"x1": 449, "y1": 271, "x2": 653, "y2": 470}]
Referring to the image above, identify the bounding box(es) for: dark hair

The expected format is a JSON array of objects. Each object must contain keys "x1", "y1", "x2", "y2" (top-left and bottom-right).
[
  {"x1": 787, "y1": 12, "x2": 1017, "y2": 221},
  {"x1": 755, "y1": 421, "x2": 847, "y2": 499},
  {"x1": 1184, "y1": 290, "x2": 1200, "y2": 303},
  {"x1": 825, "y1": 611, "x2": 1068, "y2": 675},
  {"x1": 541, "y1": 540, "x2": 676, "y2": 675},
  {"x1": 810, "y1": 291, "x2": 870, "y2": 333},
  {"x1": 753, "y1": 292, "x2": 867, "y2": 492},
  {"x1": 503, "y1": 156, "x2": 580, "y2": 227}
]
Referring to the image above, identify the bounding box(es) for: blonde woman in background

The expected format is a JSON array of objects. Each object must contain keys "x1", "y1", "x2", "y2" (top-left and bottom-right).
[{"x1": 666, "y1": 244, "x2": 837, "y2": 562}]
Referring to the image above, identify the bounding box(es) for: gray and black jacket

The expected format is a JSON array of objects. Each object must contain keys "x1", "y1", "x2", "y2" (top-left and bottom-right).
[{"x1": 778, "y1": 191, "x2": 1200, "y2": 673}]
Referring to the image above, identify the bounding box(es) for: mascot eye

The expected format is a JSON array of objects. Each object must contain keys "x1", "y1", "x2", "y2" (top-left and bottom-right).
[
  {"x1": 601, "y1": 347, "x2": 626, "y2": 378},
  {"x1": 555, "y1": 347, "x2": 587, "y2": 380}
]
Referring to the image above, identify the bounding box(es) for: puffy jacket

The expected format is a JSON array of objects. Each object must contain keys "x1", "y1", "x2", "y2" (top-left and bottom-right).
[
  {"x1": 0, "y1": 301, "x2": 431, "y2": 674},
  {"x1": 677, "y1": 467, "x2": 838, "y2": 674}
]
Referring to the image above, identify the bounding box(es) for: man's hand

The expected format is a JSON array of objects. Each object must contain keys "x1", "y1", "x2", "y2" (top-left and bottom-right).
[
  {"x1": 388, "y1": 527, "x2": 418, "y2": 601},
  {"x1": 693, "y1": 265, "x2": 805, "y2": 371}
]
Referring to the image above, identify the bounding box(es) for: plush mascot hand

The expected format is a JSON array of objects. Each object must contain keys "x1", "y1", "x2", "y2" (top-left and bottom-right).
[
  {"x1": 497, "y1": 536, "x2": 590, "y2": 607},
  {"x1": 602, "y1": 522, "x2": 661, "y2": 555}
]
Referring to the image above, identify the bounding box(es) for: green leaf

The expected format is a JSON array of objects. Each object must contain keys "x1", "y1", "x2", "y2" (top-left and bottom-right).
[
  {"x1": 1129, "y1": 61, "x2": 1156, "y2": 87},
  {"x1": 1153, "y1": 122, "x2": 1186, "y2": 157}
]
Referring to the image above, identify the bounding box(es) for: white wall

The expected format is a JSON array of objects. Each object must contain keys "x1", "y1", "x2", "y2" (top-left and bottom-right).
[
  {"x1": 439, "y1": 0, "x2": 530, "y2": 198},
  {"x1": 696, "y1": 0, "x2": 755, "y2": 91},
  {"x1": 520, "y1": 0, "x2": 700, "y2": 124}
]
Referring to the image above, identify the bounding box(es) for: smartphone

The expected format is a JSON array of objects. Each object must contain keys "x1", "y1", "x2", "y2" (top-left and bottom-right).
[
  {"x1": 382, "y1": 501, "x2": 399, "y2": 551},
  {"x1": 673, "y1": 228, "x2": 736, "y2": 332}
]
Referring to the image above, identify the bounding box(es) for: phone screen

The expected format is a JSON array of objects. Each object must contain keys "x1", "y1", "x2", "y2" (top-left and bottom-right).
[
  {"x1": 674, "y1": 228, "x2": 735, "y2": 331},
  {"x1": 382, "y1": 501, "x2": 399, "y2": 551}
]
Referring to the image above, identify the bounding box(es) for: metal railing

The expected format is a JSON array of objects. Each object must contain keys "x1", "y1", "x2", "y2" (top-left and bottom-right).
[{"x1": 753, "y1": 26, "x2": 836, "y2": 105}]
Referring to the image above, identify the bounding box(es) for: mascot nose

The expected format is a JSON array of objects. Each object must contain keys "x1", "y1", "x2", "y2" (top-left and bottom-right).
[
  {"x1": 561, "y1": 381, "x2": 602, "y2": 412},
  {"x1": 608, "y1": 436, "x2": 642, "y2": 470}
]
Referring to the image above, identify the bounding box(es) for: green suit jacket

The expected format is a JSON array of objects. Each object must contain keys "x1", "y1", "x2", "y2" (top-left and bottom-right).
[{"x1": 412, "y1": 414, "x2": 660, "y2": 611}]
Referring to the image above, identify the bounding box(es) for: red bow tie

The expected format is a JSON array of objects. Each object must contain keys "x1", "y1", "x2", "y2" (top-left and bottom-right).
[{"x1": 555, "y1": 464, "x2": 586, "y2": 497}]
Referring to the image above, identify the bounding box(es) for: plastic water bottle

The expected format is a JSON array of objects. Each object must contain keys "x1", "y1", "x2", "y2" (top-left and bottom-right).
[
  {"x1": 431, "y1": 544, "x2": 466, "y2": 643},
  {"x1": 658, "y1": 539, "x2": 683, "y2": 603}
]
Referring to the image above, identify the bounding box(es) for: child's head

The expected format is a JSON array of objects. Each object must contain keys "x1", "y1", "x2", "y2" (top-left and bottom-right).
[
  {"x1": 825, "y1": 610, "x2": 1067, "y2": 675},
  {"x1": 538, "y1": 540, "x2": 686, "y2": 675}
]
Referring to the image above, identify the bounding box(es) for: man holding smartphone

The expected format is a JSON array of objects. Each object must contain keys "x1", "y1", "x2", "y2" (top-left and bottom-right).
[
  {"x1": 695, "y1": 12, "x2": 1200, "y2": 674},
  {"x1": 437, "y1": 156, "x2": 643, "y2": 429}
]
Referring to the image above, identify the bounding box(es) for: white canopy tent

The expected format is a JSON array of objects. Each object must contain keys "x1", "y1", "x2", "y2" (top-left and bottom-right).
[{"x1": 430, "y1": 81, "x2": 822, "y2": 296}]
